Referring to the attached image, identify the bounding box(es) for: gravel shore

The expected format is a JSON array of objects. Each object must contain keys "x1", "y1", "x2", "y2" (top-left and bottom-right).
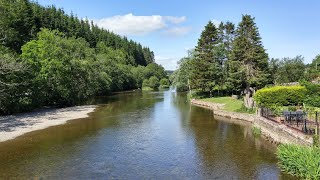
[{"x1": 0, "y1": 105, "x2": 96, "y2": 142}]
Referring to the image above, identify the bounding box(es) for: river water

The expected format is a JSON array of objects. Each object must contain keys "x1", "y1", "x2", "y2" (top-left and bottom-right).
[{"x1": 0, "y1": 90, "x2": 296, "y2": 179}]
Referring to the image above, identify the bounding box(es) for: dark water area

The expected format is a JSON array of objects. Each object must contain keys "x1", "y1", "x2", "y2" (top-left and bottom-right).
[{"x1": 0, "y1": 90, "x2": 297, "y2": 179}]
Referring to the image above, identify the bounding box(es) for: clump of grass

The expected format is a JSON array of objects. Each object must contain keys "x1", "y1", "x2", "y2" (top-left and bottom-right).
[
  {"x1": 251, "y1": 126, "x2": 261, "y2": 137},
  {"x1": 277, "y1": 144, "x2": 320, "y2": 180},
  {"x1": 235, "y1": 104, "x2": 256, "y2": 114},
  {"x1": 313, "y1": 135, "x2": 320, "y2": 147}
]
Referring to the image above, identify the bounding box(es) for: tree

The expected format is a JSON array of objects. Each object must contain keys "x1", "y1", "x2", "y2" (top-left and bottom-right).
[
  {"x1": 142, "y1": 79, "x2": 150, "y2": 88},
  {"x1": 273, "y1": 56, "x2": 305, "y2": 84},
  {"x1": 0, "y1": 46, "x2": 31, "y2": 114},
  {"x1": 160, "y1": 78, "x2": 170, "y2": 88},
  {"x1": 172, "y1": 50, "x2": 194, "y2": 92},
  {"x1": 191, "y1": 21, "x2": 223, "y2": 96},
  {"x1": 228, "y1": 15, "x2": 270, "y2": 95},
  {"x1": 21, "y1": 29, "x2": 98, "y2": 105},
  {"x1": 148, "y1": 76, "x2": 160, "y2": 90},
  {"x1": 0, "y1": 0, "x2": 35, "y2": 52},
  {"x1": 305, "y1": 55, "x2": 320, "y2": 81}
]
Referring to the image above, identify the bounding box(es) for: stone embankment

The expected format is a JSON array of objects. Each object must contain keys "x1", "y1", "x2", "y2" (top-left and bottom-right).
[{"x1": 191, "y1": 99, "x2": 312, "y2": 146}]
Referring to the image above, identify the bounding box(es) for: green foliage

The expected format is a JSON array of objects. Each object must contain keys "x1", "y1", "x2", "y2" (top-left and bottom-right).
[
  {"x1": 190, "y1": 21, "x2": 223, "y2": 94},
  {"x1": 159, "y1": 78, "x2": 170, "y2": 88},
  {"x1": 21, "y1": 29, "x2": 99, "y2": 105},
  {"x1": 144, "y1": 63, "x2": 167, "y2": 80},
  {"x1": 142, "y1": 79, "x2": 150, "y2": 88},
  {"x1": 313, "y1": 135, "x2": 320, "y2": 147},
  {"x1": 172, "y1": 53, "x2": 193, "y2": 92},
  {"x1": 228, "y1": 15, "x2": 270, "y2": 94},
  {"x1": 235, "y1": 104, "x2": 256, "y2": 114},
  {"x1": 300, "y1": 81, "x2": 320, "y2": 107},
  {"x1": 272, "y1": 56, "x2": 306, "y2": 84},
  {"x1": 305, "y1": 55, "x2": 320, "y2": 81},
  {"x1": 148, "y1": 76, "x2": 160, "y2": 90},
  {"x1": 0, "y1": 0, "x2": 154, "y2": 65},
  {"x1": 0, "y1": 47, "x2": 33, "y2": 114},
  {"x1": 251, "y1": 126, "x2": 261, "y2": 137},
  {"x1": 0, "y1": 1, "x2": 168, "y2": 114},
  {"x1": 0, "y1": 0, "x2": 35, "y2": 52},
  {"x1": 277, "y1": 144, "x2": 320, "y2": 179},
  {"x1": 254, "y1": 85, "x2": 307, "y2": 107}
]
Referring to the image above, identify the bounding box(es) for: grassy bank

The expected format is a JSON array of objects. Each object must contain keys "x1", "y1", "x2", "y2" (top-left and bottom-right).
[
  {"x1": 201, "y1": 97, "x2": 256, "y2": 114},
  {"x1": 277, "y1": 144, "x2": 320, "y2": 179}
]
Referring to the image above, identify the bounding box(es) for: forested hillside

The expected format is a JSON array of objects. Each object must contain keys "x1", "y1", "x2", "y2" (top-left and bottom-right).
[{"x1": 0, "y1": 0, "x2": 167, "y2": 114}]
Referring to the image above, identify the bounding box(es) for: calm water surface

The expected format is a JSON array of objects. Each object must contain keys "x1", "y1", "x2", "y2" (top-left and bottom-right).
[{"x1": 0, "y1": 90, "x2": 296, "y2": 179}]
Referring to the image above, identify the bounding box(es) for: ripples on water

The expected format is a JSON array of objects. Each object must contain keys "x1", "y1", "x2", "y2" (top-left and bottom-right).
[{"x1": 0, "y1": 90, "x2": 296, "y2": 179}]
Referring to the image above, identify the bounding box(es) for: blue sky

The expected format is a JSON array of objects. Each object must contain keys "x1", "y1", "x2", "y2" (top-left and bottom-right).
[{"x1": 36, "y1": 0, "x2": 320, "y2": 70}]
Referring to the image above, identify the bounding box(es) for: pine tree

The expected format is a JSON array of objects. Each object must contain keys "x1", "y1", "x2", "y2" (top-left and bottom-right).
[
  {"x1": 228, "y1": 15, "x2": 270, "y2": 95},
  {"x1": 191, "y1": 21, "x2": 223, "y2": 96}
]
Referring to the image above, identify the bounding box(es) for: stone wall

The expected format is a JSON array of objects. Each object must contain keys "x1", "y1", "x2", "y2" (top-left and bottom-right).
[{"x1": 191, "y1": 99, "x2": 313, "y2": 146}]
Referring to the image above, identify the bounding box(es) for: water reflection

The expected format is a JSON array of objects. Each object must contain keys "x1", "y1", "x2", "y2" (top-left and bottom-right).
[{"x1": 0, "y1": 90, "x2": 296, "y2": 179}]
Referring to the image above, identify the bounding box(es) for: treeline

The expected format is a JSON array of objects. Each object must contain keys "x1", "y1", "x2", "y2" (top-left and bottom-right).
[
  {"x1": 1, "y1": 0, "x2": 154, "y2": 66},
  {"x1": 0, "y1": 0, "x2": 167, "y2": 114},
  {"x1": 172, "y1": 14, "x2": 320, "y2": 96}
]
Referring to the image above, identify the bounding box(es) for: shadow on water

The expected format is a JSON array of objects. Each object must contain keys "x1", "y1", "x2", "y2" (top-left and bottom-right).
[{"x1": 0, "y1": 90, "x2": 297, "y2": 179}]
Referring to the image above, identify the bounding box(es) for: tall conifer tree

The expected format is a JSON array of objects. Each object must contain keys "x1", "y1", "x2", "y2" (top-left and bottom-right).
[
  {"x1": 191, "y1": 21, "x2": 223, "y2": 95},
  {"x1": 228, "y1": 15, "x2": 270, "y2": 94}
]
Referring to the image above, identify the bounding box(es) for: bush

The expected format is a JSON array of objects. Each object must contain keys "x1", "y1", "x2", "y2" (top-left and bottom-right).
[
  {"x1": 301, "y1": 81, "x2": 320, "y2": 107},
  {"x1": 251, "y1": 126, "x2": 261, "y2": 137},
  {"x1": 148, "y1": 76, "x2": 160, "y2": 90},
  {"x1": 254, "y1": 85, "x2": 307, "y2": 107},
  {"x1": 176, "y1": 82, "x2": 189, "y2": 92},
  {"x1": 160, "y1": 78, "x2": 170, "y2": 88},
  {"x1": 142, "y1": 79, "x2": 150, "y2": 87},
  {"x1": 277, "y1": 144, "x2": 320, "y2": 179}
]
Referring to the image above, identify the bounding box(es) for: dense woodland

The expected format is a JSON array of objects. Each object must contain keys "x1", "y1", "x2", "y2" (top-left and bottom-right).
[
  {"x1": 0, "y1": 0, "x2": 168, "y2": 114},
  {"x1": 172, "y1": 15, "x2": 320, "y2": 97}
]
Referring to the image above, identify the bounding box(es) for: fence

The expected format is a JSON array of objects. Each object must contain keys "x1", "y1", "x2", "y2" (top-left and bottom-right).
[{"x1": 260, "y1": 107, "x2": 320, "y2": 135}]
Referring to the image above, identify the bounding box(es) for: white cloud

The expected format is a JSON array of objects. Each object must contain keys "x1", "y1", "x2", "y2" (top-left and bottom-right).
[
  {"x1": 93, "y1": 13, "x2": 187, "y2": 36},
  {"x1": 164, "y1": 16, "x2": 186, "y2": 24},
  {"x1": 155, "y1": 56, "x2": 179, "y2": 70},
  {"x1": 165, "y1": 26, "x2": 192, "y2": 36}
]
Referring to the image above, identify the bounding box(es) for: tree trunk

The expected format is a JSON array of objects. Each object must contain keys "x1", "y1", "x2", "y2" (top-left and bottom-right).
[{"x1": 243, "y1": 87, "x2": 255, "y2": 108}]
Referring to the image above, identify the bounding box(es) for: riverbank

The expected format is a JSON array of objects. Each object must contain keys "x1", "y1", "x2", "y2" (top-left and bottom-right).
[
  {"x1": 191, "y1": 99, "x2": 312, "y2": 146},
  {"x1": 0, "y1": 105, "x2": 96, "y2": 143}
]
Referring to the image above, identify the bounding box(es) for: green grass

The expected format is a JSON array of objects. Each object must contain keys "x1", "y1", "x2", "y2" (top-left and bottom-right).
[
  {"x1": 202, "y1": 96, "x2": 252, "y2": 112},
  {"x1": 201, "y1": 96, "x2": 256, "y2": 114},
  {"x1": 142, "y1": 87, "x2": 154, "y2": 91}
]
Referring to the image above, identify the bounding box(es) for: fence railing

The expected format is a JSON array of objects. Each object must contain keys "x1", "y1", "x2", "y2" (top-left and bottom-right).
[{"x1": 260, "y1": 108, "x2": 320, "y2": 135}]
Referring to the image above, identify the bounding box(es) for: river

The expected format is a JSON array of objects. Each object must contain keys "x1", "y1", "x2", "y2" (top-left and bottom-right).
[{"x1": 0, "y1": 90, "x2": 296, "y2": 179}]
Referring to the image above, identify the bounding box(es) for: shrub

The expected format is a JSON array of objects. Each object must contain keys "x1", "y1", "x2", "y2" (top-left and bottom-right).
[
  {"x1": 159, "y1": 78, "x2": 170, "y2": 88},
  {"x1": 251, "y1": 126, "x2": 261, "y2": 137},
  {"x1": 277, "y1": 144, "x2": 320, "y2": 179},
  {"x1": 301, "y1": 81, "x2": 320, "y2": 107},
  {"x1": 254, "y1": 85, "x2": 307, "y2": 107},
  {"x1": 142, "y1": 79, "x2": 149, "y2": 87},
  {"x1": 148, "y1": 76, "x2": 160, "y2": 90}
]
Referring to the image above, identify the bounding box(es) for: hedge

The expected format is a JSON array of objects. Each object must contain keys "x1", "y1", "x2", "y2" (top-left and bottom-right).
[{"x1": 254, "y1": 85, "x2": 307, "y2": 107}]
